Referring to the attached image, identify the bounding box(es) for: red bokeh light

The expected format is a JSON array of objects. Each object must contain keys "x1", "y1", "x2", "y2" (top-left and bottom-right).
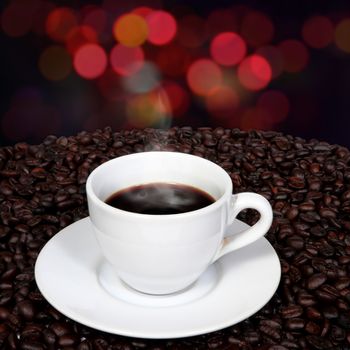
[
  {"x1": 133, "y1": 7, "x2": 154, "y2": 18},
  {"x1": 257, "y1": 90, "x2": 290, "y2": 123},
  {"x1": 74, "y1": 44, "x2": 107, "y2": 79},
  {"x1": 82, "y1": 6, "x2": 108, "y2": 34},
  {"x1": 302, "y1": 16, "x2": 334, "y2": 49},
  {"x1": 156, "y1": 43, "x2": 192, "y2": 77},
  {"x1": 206, "y1": 9, "x2": 238, "y2": 37},
  {"x1": 46, "y1": 7, "x2": 78, "y2": 42},
  {"x1": 240, "y1": 107, "x2": 272, "y2": 130},
  {"x1": 206, "y1": 86, "x2": 239, "y2": 120},
  {"x1": 176, "y1": 15, "x2": 208, "y2": 48},
  {"x1": 210, "y1": 32, "x2": 246, "y2": 66},
  {"x1": 256, "y1": 46, "x2": 284, "y2": 79},
  {"x1": 97, "y1": 69, "x2": 123, "y2": 101},
  {"x1": 146, "y1": 10, "x2": 177, "y2": 45},
  {"x1": 110, "y1": 44, "x2": 144, "y2": 76},
  {"x1": 162, "y1": 81, "x2": 190, "y2": 117},
  {"x1": 65, "y1": 26, "x2": 98, "y2": 54},
  {"x1": 31, "y1": 1, "x2": 56, "y2": 36},
  {"x1": 279, "y1": 39, "x2": 309, "y2": 73},
  {"x1": 2, "y1": 1, "x2": 37, "y2": 37},
  {"x1": 187, "y1": 59, "x2": 223, "y2": 96},
  {"x1": 241, "y1": 11, "x2": 274, "y2": 47},
  {"x1": 238, "y1": 54, "x2": 272, "y2": 91}
]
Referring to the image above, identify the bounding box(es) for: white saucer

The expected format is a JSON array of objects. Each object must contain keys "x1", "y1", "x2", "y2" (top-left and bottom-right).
[{"x1": 35, "y1": 217, "x2": 281, "y2": 339}]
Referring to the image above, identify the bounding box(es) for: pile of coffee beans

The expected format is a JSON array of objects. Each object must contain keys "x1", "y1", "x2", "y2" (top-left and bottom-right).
[{"x1": 1, "y1": 126, "x2": 350, "y2": 349}]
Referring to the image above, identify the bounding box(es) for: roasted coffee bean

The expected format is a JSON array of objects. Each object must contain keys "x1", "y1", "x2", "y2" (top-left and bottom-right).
[
  {"x1": 285, "y1": 318, "x2": 305, "y2": 330},
  {"x1": 280, "y1": 305, "x2": 303, "y2": 319},
  {"x1": 2, "y1": 128, "x2": 350, "y2": 348},
  {"x1": 306, "y1": 273, "x2": 327, "y2": 290}
]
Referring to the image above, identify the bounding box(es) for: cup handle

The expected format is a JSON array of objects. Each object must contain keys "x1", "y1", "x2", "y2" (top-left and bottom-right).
[{"x1": 212, "y1": 192, "x2": 273, "y2": 263}]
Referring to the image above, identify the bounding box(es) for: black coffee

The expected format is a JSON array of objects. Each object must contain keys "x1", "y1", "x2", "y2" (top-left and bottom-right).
[{"x1": 105, "y1": 183, "x2": 215, "y2": 215}]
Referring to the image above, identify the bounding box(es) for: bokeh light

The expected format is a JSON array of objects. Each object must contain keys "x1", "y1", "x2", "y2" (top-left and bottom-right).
[
  {"x1": 210, "y1": 32, "x2": 246, "y2": 66},
  {"x1": 146, "y1": 11, "x2": 177, "y2": 46},
  {"x1": 46, "y1": 7, "x2": 78, "y2": 42},
  {"x1": 240, "y1": 11, "x2": 274, "y2": 47},
  {"x1": 31, "y1": 1, "x2": 56, "y2": 36},
  {"x1": 110, "y1": 44, "x2": 145, "y2": 77},
  {"x1": 74, "y1": 44, "x2": 107, "y2": 79},
  {"x1": 162, "y1": 81, "x2": 190, "y2": 117},
  {"x1": 113, "y1": 14, "x2": 148, "y2": 47},
  {"x1": 1, "y1": 1, "x2": 37, "y2": 37},
  {"x1": 238, "y1": 55, "x2": 272, "y2": 91},
  {"x1": 187, "y1": 59, "x2": 222, "y2": 96},
  {"x1": 176, "y1": 15, "x2": 207, "y2": 48},
  {"x1": 123, "y1": 62, "x2": 160, "y2": 93},
  {"x1": 132, "y1": 7, "x2": 154, "y2": 18},
  {"x1": 256, "y1": 46, "x2": 284, "y2": 79},
  {"x1": 257, "y1": 90, "x2": 290, "y2": 123},
  {"x1": 39, "y1": 46, "x2": 72, "y2": 81},
  {"x1": 126, "y1": 90, "x2": 171, "y2": 128},
  {"x1": 240, "y1": 107, "x2": 272, "y2": 130},
  {"x1": 206, "y1": 9, "x2": 238, "y2": 36},
  {"x1": 279, "y1": 40, "x2": 309, "y2": 73},
  {"x1": 97, "y1": 69, "x2": 123, "y2": 101},
  {"x1": 206, "y1": 86, "x2": 239, "y2": 120},
  {"x1": 82, "y1": 6, "x2": 108, "y2": 34},
  {"x1": 335, "y1": 19, "x2": 350, "y2": 53},
  {"x1": 65, "y1": 26, "x2": 98, "y2": 54},
  {"x1": 156, "y1": 43, "x2": 192, "y2": 77},
  {"x1": 302, "y1": 16, "x2": 334, "y2": 49}
]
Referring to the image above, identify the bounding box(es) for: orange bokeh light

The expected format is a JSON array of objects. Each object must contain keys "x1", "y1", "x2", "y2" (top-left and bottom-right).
[
  {"x1": 110, "y1": 44, "x2": 144, "y2": 76},
  {"x1": 74, "y1": 44, "x2": 107, "y2": 79},
  {"x1": 176, "y1": 15, "x2": 207, "y2": 48},
  {"x1": 46, "y1": 7, "x2": 78, "y2": 42},
  {"x1": 39, "y1": 45, "x2": 72, "y2": 81},
  {"x1": 241, "y1": 11, "x2": 274, "y2": 47},
  {"x1": 146, "y1": 10, "x2": 177, "y2": 46},
  {"x1": 206, "y1": 86, "x2": 239, "y2": 120},
  {"x1": 210, "y1": 32, "x2": 246, "y2": 66},
  {"x1": 113, "y1": 13, "x2": 148, "y2": 47},
  {"x1": 279, "y1": 39, "x2": 309, "y2": 73},
  {"x1": 256, "y1": 46, "x2": 284, "y2": 79},
  {"x1": 335, "y1": 19, "x2": 350, "y2": 53},
  {"x1": 186, "y1": 59, "x2": 223, "y2": 96},
  {"x1": 257, "y1": 90, "x2": 290, "y2": 123},
  {"x1": 302, "y1": 16, "x2": 333, "y2": 49},
  {"x1": 238, "y1": 55, "x2": 272, "y2": 91},
  {"x1": 65, "y1": 26, "x2": 98, "y2": 54}
]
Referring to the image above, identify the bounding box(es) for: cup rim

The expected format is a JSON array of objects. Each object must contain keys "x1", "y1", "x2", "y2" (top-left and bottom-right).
[{"x1": 86, "y1": 151, "x2": 233, "y2": 219}]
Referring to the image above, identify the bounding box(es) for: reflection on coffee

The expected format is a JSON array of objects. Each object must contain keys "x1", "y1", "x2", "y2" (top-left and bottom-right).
[{"x1": 105, "y1": 183, "x2": 215, "y2": 215}]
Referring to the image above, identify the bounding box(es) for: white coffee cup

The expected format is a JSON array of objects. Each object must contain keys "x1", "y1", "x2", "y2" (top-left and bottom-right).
[{"x1": 86, "y1": 151, "x2": 273, "y2": 295}]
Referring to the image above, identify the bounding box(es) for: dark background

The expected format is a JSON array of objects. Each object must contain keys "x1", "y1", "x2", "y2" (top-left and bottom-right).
[{"x1": 1, "y1": 0, "x2": 350, "y2": 147}]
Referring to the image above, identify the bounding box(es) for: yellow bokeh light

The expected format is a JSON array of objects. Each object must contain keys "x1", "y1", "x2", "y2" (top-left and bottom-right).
[
  {"x1": 335, "y1": 19, "x2": 350, "y2": 53},
  {"x1": 113, "y1": 14, "x2": 148, "y2": 47},
  {"x1": 39, "y1": 45, "x2": 72, "y2": 81},
  {"x1": 126, "y1": 91, "x2": 170, "y2": 128}
]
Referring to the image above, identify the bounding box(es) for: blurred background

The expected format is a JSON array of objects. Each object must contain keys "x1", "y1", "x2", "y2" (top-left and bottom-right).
[{"x1": 1, "y1": 0, "x2": 350, "y2": 147}]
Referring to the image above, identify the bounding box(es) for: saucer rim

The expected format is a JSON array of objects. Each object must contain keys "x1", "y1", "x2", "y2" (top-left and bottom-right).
[{"x1": 35, "y1": 217, "x2": 281, "y2": 339}]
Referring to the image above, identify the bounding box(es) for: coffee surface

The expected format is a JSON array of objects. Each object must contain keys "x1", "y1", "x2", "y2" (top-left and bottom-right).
[{"x1": 105, "y1": 183, "x2": 215, "y2": 214}]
